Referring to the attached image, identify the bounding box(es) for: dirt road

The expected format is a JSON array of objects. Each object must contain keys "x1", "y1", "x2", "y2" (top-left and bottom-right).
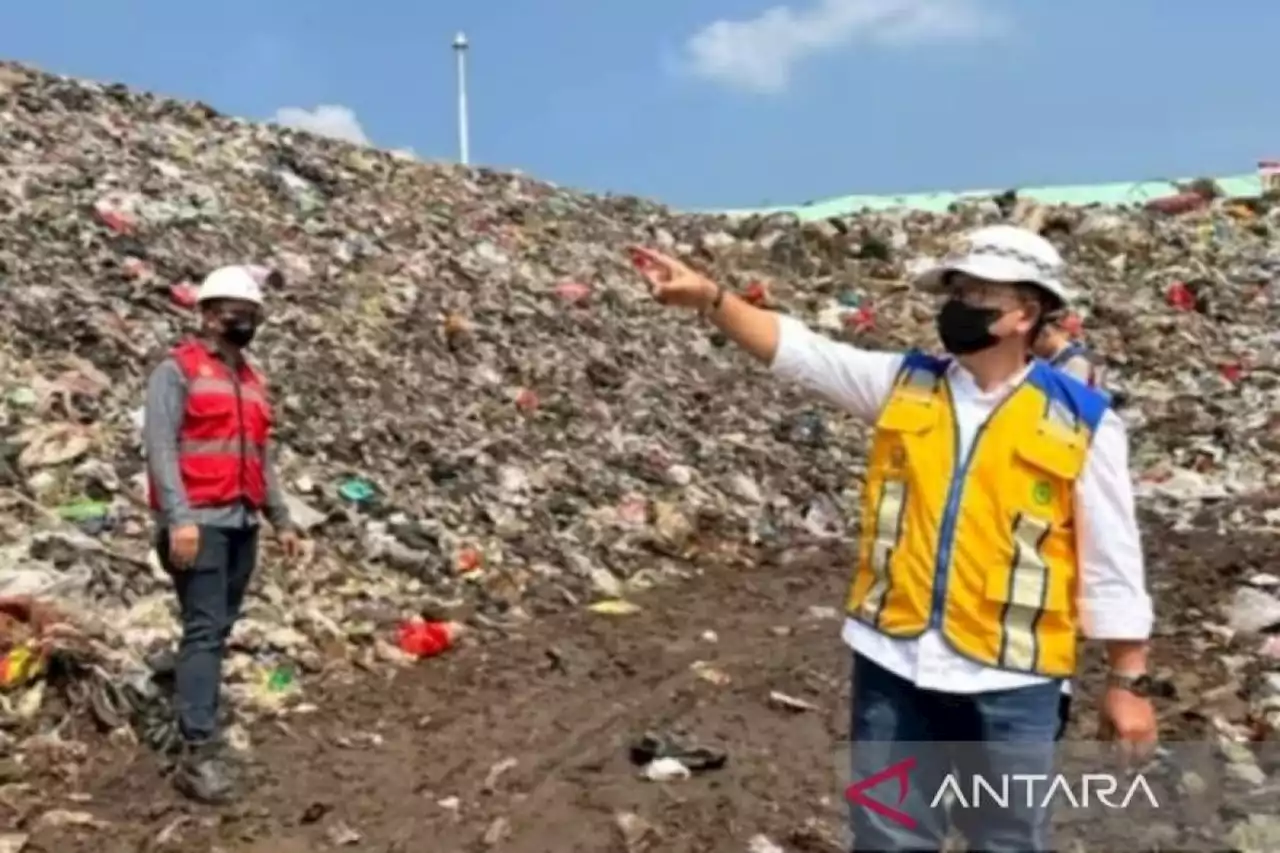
[{"x1": 14, "y1": 517, "x2": 1263, "y2": 853}]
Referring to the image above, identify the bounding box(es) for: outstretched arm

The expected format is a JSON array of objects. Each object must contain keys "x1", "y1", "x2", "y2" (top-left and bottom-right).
[{"x1": 632, "y1": 246, "x2": 903, "y2": 422}]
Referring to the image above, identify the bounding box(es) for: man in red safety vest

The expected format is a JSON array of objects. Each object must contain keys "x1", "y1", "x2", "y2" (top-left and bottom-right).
[{"x1": 144, "y1": 265, "x2": 301, "y2": 803}]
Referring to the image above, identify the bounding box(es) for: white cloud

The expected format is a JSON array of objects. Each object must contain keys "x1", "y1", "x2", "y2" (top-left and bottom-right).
[
  {"x1": 272, "y1": 104, "x2": 371, "y2": 145},
  {"x1": 683, "y1": 0, "x2": 1008, "y2": 94}
]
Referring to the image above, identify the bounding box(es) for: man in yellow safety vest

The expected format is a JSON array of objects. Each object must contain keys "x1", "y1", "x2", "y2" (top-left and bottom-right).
[{"x1": 628, "y1": 224, "x2": 1156, "y2": 852}]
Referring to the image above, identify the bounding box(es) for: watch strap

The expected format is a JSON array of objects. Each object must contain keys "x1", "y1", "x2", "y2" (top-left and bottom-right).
[{"x1": 1106, "y1": 672, "x2": 1151, "y2": 695}]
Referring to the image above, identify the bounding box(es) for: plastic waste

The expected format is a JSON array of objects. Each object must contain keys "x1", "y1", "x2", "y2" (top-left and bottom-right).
[
  {"x1": 338, "y1": 478, "x2": 377, "y2": 505},
  {"x1": 396, "y1": 619, "x2": 459, "y2": 658},
  {"x1": 588, "y1": 600, "x2": 641, "y2": 615}
]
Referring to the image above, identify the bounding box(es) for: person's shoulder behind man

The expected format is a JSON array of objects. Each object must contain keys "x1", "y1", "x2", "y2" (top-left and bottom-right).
[
  {"x1": 1029, "y1": 359, "x2": 1111, "y2": 434},
  {"x1": 1057, "y1": 352, "x2": 1098, "y2": 386},
  {"x1": 1055, "y1": 348, "x2": 1125, "y2": 411}
]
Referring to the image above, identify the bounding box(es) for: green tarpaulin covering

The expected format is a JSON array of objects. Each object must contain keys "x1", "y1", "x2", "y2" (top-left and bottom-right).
[{"x1": 715, "y1": 173, "x2": 1264, "y2": 222}]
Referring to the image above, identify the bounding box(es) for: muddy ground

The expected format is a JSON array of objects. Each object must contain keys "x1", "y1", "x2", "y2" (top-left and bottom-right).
[{"x1": 6, "y1": 515, "x2": 1270, "y2": 853}]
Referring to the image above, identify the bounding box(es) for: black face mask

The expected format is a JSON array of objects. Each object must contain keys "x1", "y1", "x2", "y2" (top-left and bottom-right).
[
  {"x1": 219, "y1": 316, "x2": 258, "y2": 349},
  {"x1": 936, "y1": 298, "x2": 1005, "y2": 355}
]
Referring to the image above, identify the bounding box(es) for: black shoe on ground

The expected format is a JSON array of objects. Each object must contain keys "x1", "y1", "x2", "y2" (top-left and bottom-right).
[{"x1": 173, "y1": 743, "x2": 236, "y2": 804}]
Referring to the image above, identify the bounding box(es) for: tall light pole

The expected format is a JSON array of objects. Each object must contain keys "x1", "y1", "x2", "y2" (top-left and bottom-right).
[{"x1": 452, "y1": 31, "x2": 470, "y2": 166}]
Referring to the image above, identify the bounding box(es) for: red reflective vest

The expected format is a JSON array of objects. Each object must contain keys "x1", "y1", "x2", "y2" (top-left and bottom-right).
[{"x1": 148, "y1": 340, "x2": 273, "y2": 510}]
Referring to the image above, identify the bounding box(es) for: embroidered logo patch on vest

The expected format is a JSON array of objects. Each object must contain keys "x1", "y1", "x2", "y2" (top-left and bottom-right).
[{"x1": 1032, "y1": 480, "x2": 1052, "y2": 506}]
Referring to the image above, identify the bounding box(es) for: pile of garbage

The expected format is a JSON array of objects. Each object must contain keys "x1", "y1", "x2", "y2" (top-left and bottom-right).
[{"x1": 1, "y1": 59, "x2": 1280, "y2": 733}]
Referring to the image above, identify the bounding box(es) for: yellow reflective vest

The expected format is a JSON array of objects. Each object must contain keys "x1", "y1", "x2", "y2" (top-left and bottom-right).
[{"x1": 845, "y1": 353, "x2": 1109, "y2": 677}]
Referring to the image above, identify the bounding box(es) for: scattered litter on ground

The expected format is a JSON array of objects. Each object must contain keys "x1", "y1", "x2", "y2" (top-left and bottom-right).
[{"x1": 0, "y1": 58, "x2": 1279, "y2": 851}]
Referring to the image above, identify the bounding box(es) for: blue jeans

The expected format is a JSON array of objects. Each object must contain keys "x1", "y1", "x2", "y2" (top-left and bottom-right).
[
  {"x1": 159, "y1": 525, "x2": 259, "y2": 745},
  {"x1": 849, "y1": 653, "x2": 1061, "y2": 852}
]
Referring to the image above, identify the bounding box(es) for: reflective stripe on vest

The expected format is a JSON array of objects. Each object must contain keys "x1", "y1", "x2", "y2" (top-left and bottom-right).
[
  {"x1": 847, "y1": 352, "x2": 1109, "y2": 677},
  {"x1": 178, "y1": 438, "x2": 266, "y2": 459},
  {"x1": 186, "y1": 376, "x2": 270, "y2": 408}
]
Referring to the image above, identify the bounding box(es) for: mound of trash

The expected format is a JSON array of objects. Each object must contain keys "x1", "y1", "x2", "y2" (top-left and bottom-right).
[{"x1": 1, "y1": 59, "x2": 1279, "y2": 733}]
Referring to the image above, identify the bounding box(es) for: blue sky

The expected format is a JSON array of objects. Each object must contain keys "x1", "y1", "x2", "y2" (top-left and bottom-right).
[{"x1": 4, "y1": 1, "x2": 1279, "y2": 210}]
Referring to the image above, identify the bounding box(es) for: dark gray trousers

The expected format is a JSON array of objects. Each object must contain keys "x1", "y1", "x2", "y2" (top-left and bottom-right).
[{"x1": 158, "y1": 525, "x2": 259, "y2": 744}]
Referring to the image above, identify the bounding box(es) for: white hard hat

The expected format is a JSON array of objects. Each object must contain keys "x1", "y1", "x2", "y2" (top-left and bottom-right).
[
  {"x1": 196, "y1": 266, "x2": 264, "y2": 305},
  {"x1": 914, "y1": 225, "x2": 1072, "y2": 307}
]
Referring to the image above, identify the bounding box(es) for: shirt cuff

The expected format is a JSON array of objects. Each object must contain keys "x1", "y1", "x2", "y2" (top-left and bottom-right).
[
  {"x1": 158, "y1": 502, "x2": 195, "y2": 527},
  {"x1": 1078, "y1": 594, "x2": 1154, "y2": 640},
  {"x1": 265, "y1": 506, "x2": 295, "y2": 530}
]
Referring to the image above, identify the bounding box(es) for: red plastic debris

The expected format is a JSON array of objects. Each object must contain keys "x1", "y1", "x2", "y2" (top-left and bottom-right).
[
  {"x1": 844, "y1": 304, "x2": 875, "y2": 332},
  {"x1": 92, "y1": 200, "x2": 135, "y2": 234},
  {"x1": 515, "y1": 387, "x2": 539, "y2": 412},
  {"x1": 555, "y1": 281, "x2": 591, "y2": 305},
  {"x1": 455, "y1": 546, "x2": 482, "y2": 574},
  {"x1": 396, "y1": 619, "x2": 457, "y2": 658},
  {"x1": 1220, "y1": 363, "x2": 1244, "y2": 383},
  {"x1": 170, "y1": 282, "x2": 198, "y2": 309},
  {"x1": 743, "y1": 281, "x2": 769, "y2": 305},
  {"x1": 1166, "y1": 282, "x2": 1196, "y2": 312}
]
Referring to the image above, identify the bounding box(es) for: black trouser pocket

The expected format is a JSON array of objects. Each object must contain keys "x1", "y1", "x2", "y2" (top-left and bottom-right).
[{"x1": 1055, "y1": 693, "x2": 1072, "y2": 741}]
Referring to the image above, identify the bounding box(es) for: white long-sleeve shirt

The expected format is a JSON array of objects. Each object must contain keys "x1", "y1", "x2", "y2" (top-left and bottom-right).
[{"x1": 770, "y1": 316, "x2": 1152, "y2": 694}]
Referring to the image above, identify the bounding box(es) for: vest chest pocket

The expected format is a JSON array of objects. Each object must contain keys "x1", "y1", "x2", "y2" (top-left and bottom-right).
[
  {"x1": 872, "y1": 396, "x2": 938, "y2": 471},
  {"x1": 1010, "y1": 428, "x2": 1086, "y2": 525}
]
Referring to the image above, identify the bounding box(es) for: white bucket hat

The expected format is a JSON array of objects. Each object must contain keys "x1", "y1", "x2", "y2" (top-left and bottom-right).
[{"x1": 914, "y1": 224, "x2": 1072, "y2": 307}]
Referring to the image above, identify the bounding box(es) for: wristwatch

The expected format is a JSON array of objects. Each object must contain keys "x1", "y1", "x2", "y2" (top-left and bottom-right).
[{"x1": 1106, "y1": 672, "x2": 1153, "y2": 696}]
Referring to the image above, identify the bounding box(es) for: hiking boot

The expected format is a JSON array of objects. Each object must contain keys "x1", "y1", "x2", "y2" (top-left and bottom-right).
[{"x1": 173, "y1": 743, "x2": 236, "y2": 804}]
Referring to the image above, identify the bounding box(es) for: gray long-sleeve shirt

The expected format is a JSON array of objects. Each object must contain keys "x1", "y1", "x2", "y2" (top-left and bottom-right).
[{"x1": 144, "y1": 354, "x2": 293, "y2": 530}]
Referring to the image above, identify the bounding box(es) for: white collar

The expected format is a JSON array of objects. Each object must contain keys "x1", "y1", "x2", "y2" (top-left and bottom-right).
[{"x1": 945, "y1": 359, "x2": 1032, "y2": 401}]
